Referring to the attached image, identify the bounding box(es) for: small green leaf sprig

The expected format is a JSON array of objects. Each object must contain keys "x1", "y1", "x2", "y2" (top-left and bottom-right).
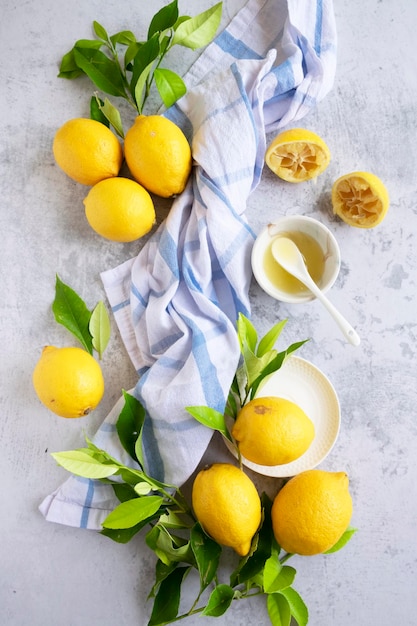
[
  {"x1": 187, "y1": 313, "x2": 308, "y2": 463},
  {"x1": 51, "y1": 312, "x2": 356, "y2": 625},
  {"x1": 58, "y1": 0, "x2": 223, "y2": 136},
  {"x1": 52, "y1": 274, "x2": 111, "y2": 359}
]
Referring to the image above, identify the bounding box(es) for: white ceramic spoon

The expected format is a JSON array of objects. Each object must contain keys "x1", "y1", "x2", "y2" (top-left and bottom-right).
[{"x1": 271, "y1": 237, "x2": 360, "y2": 347}]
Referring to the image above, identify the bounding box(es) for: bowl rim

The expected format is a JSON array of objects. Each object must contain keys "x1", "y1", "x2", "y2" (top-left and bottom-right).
[{"x1": 251, "y1": 215, "x2": 341, "y2": 304}]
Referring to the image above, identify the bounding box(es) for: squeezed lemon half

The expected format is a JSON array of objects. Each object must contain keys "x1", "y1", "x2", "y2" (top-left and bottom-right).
[
  {"x1": 265, "y1": 128, "x2": 331, "y2": 183},
  {"x1": 332, "y1": 171, "x2": 389, "y2": 228}
]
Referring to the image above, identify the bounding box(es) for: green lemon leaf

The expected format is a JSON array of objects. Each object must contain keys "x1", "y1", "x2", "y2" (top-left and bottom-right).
[
  {"x1": 74, "y1": 38, "x2": 105, "y2": 50},
  {"x1": 237, "y1": 313, "x2": 258, "y2": 353},
  {"x1": 232, "y1": 493, "x2": 274, "y2": 586},
  {"x1": 117, "y1": 465, "x2": 173, "y2": 493},
  {"x1": 267, "y1": 592, "x2": 292, "y2": 626},
  {"x1": 279, "y1": 587, "x2": 309, "y2": 626},
  {"x1": 93, "y1": 20, "x2": 109, "y2": 43},
  {"x1": 172, "y1": 2, "x2": 222, "y2": 50},
  {"x1": 102, "y1": 495, "x2": 164, "y2": 529},
  {"x1": 130, "y1": 33, "x2": 160, "y2": 105},
  {"x1": 111, "y1": 482, "x2": 138, "y2": 503},
  {"x1": 148, "y1": 0, "x2": 179, "y2": 38},
  {"x1": 116, "y1": 390, "x2": 146, "y2": 466},
  {"x1": 148, "y1": 560, "x2": 177, "y2": 598},
  {"x1": 202, "y1": 584, "x2": 235, "y2": 617},
  {"x1": 51, "y1": 449, "x2": 119, "y2": 479},
  {"x1": 134, "y1": 481, "x2": 153, "y2": 496},
  {"x1": 264, "y1": 561, "x2": 296, "y2": 594},
  {"x1": 58, "y1": 49, "x2": 85, "y2": 79},
  {"x1": 325, "y1": 527, "x2": 358, "y2": 553},
  {"x1": 90, "y1": 95, "x2": 110, "y2": 126},
  {"x1": 148, "y1": 566, "x2": 189, "y2": 626},
  {"x1": 244, "y1": 350, "x2": 279, "y2": 390},
  {"x1": 89, "y1": 300, "x2": 111, "y2": 359},
  {"x1": 186, "y1": 405, "x2": 232, "y2": 441},
  {"x1": 257, "y1": 319, "x2": 287, "y2": 357},
  {"x1": 146, "y1": 525, "x2": 193, "y2": 566},
  {"x1": 73, "y1": 46, "x2": 126, "y2": 97},
  {"x1": 58, "y1": 40, "x2": 103, "y2": 78},
  {"x1": 154, "y1": 68, "x2": 186, "y2": 109},
  {"x1": 93, "y1": 95, "x2": 124, "y2": 138},
  {"x1": 100, "y1": 522, "x2": 145, "y2": 544},
  {"x1": 52, "y1": 275, "x2": 93, "y2": 354},
  {"x1": 110, "y1": 30, "x2": 137, "y2": 47},
  {"x1": 125, "y1": 41, "x2": 143, "y2": 67},
  {"x1": 190, "y1": 522, "x2": 222, "y2": 592},
  {"x1": 134, "y1": 60, "x2": 155, "y2": 113},
  {"x1": 249, "y1": 339, "x2": 309, "y2": 399},
  {"x1": 158, "y1": 510, "x2": 191, "y2": 530}
]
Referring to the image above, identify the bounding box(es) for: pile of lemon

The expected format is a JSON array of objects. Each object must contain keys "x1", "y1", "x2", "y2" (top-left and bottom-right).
[
  {"x1": 192, "y1": 462, "x2": 352, "y2": 557},
  {"x1": 53, "y1": 115, "x2": 192, "y2": 242},
  {"x1": 48, "y1": 117, "x2": 360, "y2": 560},
  {"x1": 190, "y1": 393, "x2": 353, "y2": 558}
]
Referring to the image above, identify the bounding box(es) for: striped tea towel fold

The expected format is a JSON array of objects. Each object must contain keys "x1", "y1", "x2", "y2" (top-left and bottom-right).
[{"x1": 40, "y1": 0, "x2": 336, "y2": 529}]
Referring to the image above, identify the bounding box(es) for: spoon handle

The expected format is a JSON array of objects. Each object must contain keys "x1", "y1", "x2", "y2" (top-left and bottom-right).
[{"x1": 312, "y1": 287, "x2": 361, "y2": 347}]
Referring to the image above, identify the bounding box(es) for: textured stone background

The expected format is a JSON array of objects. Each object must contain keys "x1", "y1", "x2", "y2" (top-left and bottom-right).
[{"x1": 1, "y1": 1, "x2": 416, "y2": 624}]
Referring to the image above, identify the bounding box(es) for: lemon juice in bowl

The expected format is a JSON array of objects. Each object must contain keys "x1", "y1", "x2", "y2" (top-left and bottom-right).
[
  {"x1": 251, "y1": 215, "x2": 341, "y2": 304},
  {"x1": 263, "y1": 230, "x2": 325, "y2": 295}
]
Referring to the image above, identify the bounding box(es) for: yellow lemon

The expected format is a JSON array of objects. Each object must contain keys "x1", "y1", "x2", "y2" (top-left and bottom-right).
[
  {"x1": 271, "y1": 469, "x2": 353, "y2": 555},
  {"x1": 83, "y1": 177, "x2": 156, "y2": 242},
  {"x1": 231, "y1": 396, "x2": 315, "y2": 466},
  {"x1": 192, "y1": 463, "x2": 262, "y2": 557},
  {"x1": 265, "y1": 128, "x2": 331, "y2": 183},
  {"x1": 124, "y1": 115, "x2": 192, "y2": 197},
  {"x1": 332, "y1": 171, "x2": 389, "y2": 228},
  {"x1": 33, "y1": 346, "x2": 104, "y2": 418},
  {"x1": 53, "y1": 118, "x2": 123, "y2": 186}
]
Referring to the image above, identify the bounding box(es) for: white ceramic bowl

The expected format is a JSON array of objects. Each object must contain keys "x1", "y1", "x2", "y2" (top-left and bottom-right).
[
  {"x1": 223, "y1": 356, "x2": 341, "y2": 477},
  {"x1": 251, "y1": 215, "x2": 341, "y2": 304}
]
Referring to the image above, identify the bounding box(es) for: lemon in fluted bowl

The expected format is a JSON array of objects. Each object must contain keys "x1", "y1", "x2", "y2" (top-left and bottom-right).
[{"x1": 231, "y1": 396, "x2": 315, "y2": 466}]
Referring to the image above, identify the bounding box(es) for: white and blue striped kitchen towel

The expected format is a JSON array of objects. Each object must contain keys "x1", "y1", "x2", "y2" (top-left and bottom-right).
[{"x1": 40, "y1": 0, "x2": 337, "y2": 529}]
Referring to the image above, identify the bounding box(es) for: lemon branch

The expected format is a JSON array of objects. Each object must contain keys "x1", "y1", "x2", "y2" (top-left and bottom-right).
[{"x1": 57, "y1": 1, "x2": 223, "y2": 130}]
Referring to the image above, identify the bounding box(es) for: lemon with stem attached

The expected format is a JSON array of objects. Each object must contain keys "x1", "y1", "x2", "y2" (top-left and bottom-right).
[
  {"x1": 53, "y1": 118, "x2": 123, "y2": 186},
  {"x1": 271, "y1": 469, "x2": 353, "y2": 555},
  {"x1": 192, "y1": 463, "x2": 262, "y2": 556},
  {"x1": 232, "y1": 396, "x2": 315, "y2": 466},
  {"x1": 33, "y1": 346, "x2": 104, "y2": 418},
  {"x1": 124, "y1": 115, "x2": 192, "y2": 198}
]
